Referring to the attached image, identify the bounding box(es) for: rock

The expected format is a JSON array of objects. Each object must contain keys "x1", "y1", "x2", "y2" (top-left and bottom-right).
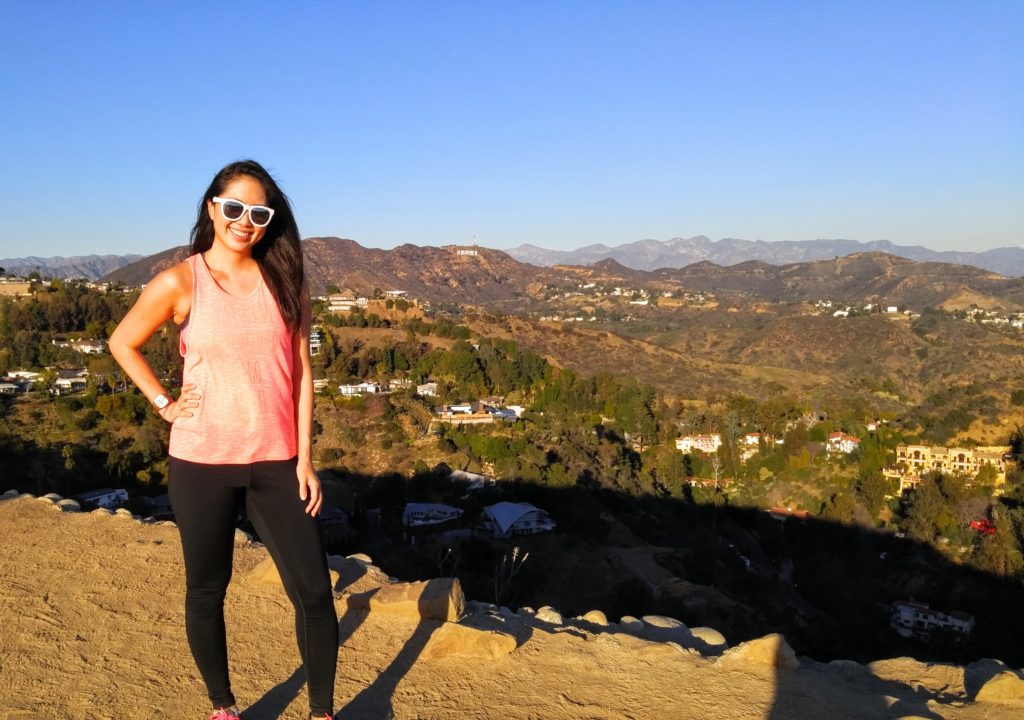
[
  {"x1": 422, "y1": 620, "x2": 518, "y2": 661},
  {"x1": 92, "y1": 508, "x2": 114, "y2": 516},
  {"x1": 499, "y1": 606, "x2": 518, "y2": 620},
  {"x1": 580, "y1": 610, "x2": 608, "y2": 626},
  {"x1": 516, "y1": 607, "x2": 535, "y2": 617},
  {"x1": 976, "y1": 672, "x2": 1024, "y2": 703},
  {"x1": 155, "y1": 520, "x2": 176, "y2": 527},
  {"x1": 614, "y1": 633, "x2": 688, "y2": 659},
  {"x1": 535, "y1": 606, "x2": 563, "y2": 624},
  {"x1": 347, "y1": 553, "x2": 373, "y2": 565},
  {"x1": 345, "y1": 578, "x2": 464, "y2": 622},
  {"x1": 233, "y1": 529, "x2": 252, "y2": 547},
  {"x1": 2, "y1": 489, "x2": 19, "y2": 500},
  {"x1": 619, "y1": 615, "x2": 643, "y2": 631},
  {"x1": 718, "y1": 633, "x2": 800, "y2": 671},
  {"x1": 689, "y1": 627, "x2": 728, "y2": 655},
  {"x1": 246, "y1": 556, "x2": 284, "y2": 587},
  {"x1": 327, "y1": 555, "x2": 392, "y2": 595},
  {"x1": 56, "y1": 499, "x2": 81, "y2": 512},
  {"x1": 639, "y1": 615, "x2": 692, "y2": 645},
  {"x1": 18, "y1": 493, "x2": 35, "y2": 500},
  {"x1": 43, "y1": 493, "x2": 63, "y2": 502},
  {"x1": 114, "y1": 508, "x2": 134, "y2": 518}
]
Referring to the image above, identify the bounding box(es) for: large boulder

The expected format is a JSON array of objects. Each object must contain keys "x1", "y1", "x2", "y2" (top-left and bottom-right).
[
  {"x1": 422, "y1": 619, "x2": 518, "y2": 661},
  {"x1": 345, "y1": 578, "x2": 464, "y2": 622},
  {"x1": 56, "y1": 499, "x2": 81, "y2": 512},
  {"x1": 717, "y1": 633, "x2": 800, "y2": 671}
]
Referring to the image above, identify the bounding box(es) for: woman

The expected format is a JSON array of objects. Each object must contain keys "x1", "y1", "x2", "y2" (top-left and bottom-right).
[{"x1": 109, "y1": 160, "x2": 338, "y2": 720}]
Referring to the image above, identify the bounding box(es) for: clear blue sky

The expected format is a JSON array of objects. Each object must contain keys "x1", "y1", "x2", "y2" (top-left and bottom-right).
[{"x1": 1, "y1": 1, "x2": 1021, "y2": 259}]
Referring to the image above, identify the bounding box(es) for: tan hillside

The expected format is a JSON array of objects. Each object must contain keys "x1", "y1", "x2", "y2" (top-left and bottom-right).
[{"x1": 3, "y1": 495, "x2": 1022, "y2": 719}]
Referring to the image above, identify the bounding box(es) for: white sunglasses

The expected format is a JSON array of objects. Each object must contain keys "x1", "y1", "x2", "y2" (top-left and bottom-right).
[{"x1": 211, "y1": 196, "x2": 275, "y2": 227}]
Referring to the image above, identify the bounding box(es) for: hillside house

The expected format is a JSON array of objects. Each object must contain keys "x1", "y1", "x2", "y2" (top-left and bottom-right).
[
  {"x1": 309, "y1": 327, "x2": 323, "y2": 356},
  {"x1": 482, "y1": 502, "x2": 556, "y2": 538},
  {"x1": 54, "y1": 369, "x2": 89, "y2": 394},
  {"x1": 892, "y1": 442, "x2": 1003, "y2": 481},
  {"x1": 76, "y1": 488, "x2": 129, "y2": 510},
  {"x1": 890, "y1": 601, "x2": 974, "y2": 639},
  {"x1": 449, "y1": 469, "x2": 497, "y2": 492},
  {"x1": 416, "y1": 382, "x2": 438, "y2": 397},
  {"x1": 338, "y1": 382, "x2": 380, "y2": 396},
  {"x1": 402, "y1": 503, "x2": 463, "y2": 527},
  {"x1": 743, "y1": 433, "x2": 763, "y2": 447},
  {"x1": 0, "y1": 383, "x2": 18, "y2": 395},
  {"x1": 676, "y1": 433, "x2": 722, "y2": 454},
  {"x1": 384, "y1": 290, "x2": 407, "y2": 299},
  {"x1": 326, "y1": 294, "x2": 367, "y2": 313},
  {"x1": 826, "y1": 432, "x2": 861, "y2": 455},
  {"x1": 769, "y1": 507, "x2": 809, "y2": 522}
]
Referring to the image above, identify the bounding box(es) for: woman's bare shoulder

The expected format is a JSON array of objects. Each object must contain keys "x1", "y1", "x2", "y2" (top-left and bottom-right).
[{"x1": 145, "y1": 257, "x2": 194, "y2": 321}]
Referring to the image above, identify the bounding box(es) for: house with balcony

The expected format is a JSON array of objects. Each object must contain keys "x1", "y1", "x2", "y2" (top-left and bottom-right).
[
  {"x1": 676, "y1": 433, "x2": 722, "y2": 454},
  {"x1": 890, "y1": 600, "x2": 974, "y2": 640}
]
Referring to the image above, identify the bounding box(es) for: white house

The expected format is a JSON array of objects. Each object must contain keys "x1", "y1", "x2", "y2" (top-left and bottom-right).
[
  {"x1": 76, "y1": 488, "x2": 129, "y2": 510},
  {"x1": 402, "y1": 503, "x2": 463, "y2": 527},
  {"x1": 676, "y1": 433, "x2": 722, "y2": 454},
  {"x1": 482, "y1": 502, "x2": 556, "y2": 537},
  {"x1": 449, "y1": 469, "x2": 496, "y2": 492},
  {"x1": 326, "y1": 294, "x2": 367, "y2": 313},
  {"x1": 890, "y1": 601, "x2": 974, "y2": 639},
  {"x1": 309, "y1": 327, "x2": 324, "y2": 356},
  {"x1": 0, "y1": 383, "x2": 17, "y2": 395},
  {"x1": 338, "y1": 382, "x2": 380, "y2": 396},
  {"x1": 416, "y1": 382, "x2": 438, "y2": 397},
  {"x1": 826, "y1": 432, "x2": 861, "y2": 454}
]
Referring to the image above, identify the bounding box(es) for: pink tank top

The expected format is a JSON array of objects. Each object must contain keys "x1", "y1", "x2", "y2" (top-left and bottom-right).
[{"x1": 169, "y1": 253, "x2": 297, "y2": 464}]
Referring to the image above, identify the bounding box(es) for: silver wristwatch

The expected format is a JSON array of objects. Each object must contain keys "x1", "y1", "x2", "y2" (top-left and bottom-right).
[{"x1": 153, "y1": 393, "x2": 171, "y2": 410}]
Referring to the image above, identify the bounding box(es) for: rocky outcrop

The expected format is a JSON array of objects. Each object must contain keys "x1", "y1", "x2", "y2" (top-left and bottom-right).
[
  {"x1": 718, "y1": 633, "x2": 800, "y2": 671},
  {"x1": 344, "y1": 578, "x2": 465, "y2": 622}
]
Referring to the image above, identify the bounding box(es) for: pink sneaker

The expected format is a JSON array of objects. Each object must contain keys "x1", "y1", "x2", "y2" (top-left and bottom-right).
[{"x1": 209, "y1": 708, "x2": 241, "y2": 720}]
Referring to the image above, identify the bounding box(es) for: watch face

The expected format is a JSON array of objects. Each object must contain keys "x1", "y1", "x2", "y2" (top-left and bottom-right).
[{"x1": 154, "y1": 394, "x2": 170, "y2": 410}]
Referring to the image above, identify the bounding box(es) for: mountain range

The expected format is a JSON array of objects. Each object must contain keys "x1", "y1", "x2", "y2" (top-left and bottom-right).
[
  {"x1": 507, "y1": 236, "x2": 1024, "y2": 276},
  {"x1": 7, "y1": 236, "x2": 1024, "y2": 282},
  {"x1": 0, "y1": 254, "x2": 143, "y2": 280},
  {"x1": 99, "y1": 238, "x2": 1024, "y2": 314}
]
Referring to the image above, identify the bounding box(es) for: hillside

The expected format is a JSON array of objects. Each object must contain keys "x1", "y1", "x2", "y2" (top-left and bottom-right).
[
  {"x1": 104, "y1": 240, "x2": 1024, "y2": 314},
  {"x1": 4, "y1": 494, "x2": 1022, "y2": 719}
]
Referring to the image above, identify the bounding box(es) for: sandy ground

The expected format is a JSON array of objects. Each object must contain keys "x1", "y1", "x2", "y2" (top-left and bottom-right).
[{"x1": 0, "y1": 496, "x2": 1019, "y2": 720}]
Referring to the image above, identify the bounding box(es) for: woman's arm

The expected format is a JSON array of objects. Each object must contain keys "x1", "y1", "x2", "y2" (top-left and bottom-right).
[
  {"x1": 108, "y1": 264, "x2": 199, "y2": 423},
  {"x1": 292, "y1": 281, "x2": 322, "y2": 515}
]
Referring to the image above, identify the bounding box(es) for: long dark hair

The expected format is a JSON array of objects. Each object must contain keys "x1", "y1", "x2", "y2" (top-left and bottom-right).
[{"x1": 189, "y1": 160, "x2": 305, "y2": 332}]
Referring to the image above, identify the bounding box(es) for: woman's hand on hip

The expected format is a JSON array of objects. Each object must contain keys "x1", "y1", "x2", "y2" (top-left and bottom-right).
[
  {"x1": 296, "y1": 458, "x2": 323, "y2": 516},
  {"x1": 157, "y1": 384, "x2": 201, "y2": 424}
]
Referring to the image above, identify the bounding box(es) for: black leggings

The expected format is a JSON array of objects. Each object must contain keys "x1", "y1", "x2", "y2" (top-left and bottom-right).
[{"x1": 168, "y1": 457, "x2": 338, "y2": 715}]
